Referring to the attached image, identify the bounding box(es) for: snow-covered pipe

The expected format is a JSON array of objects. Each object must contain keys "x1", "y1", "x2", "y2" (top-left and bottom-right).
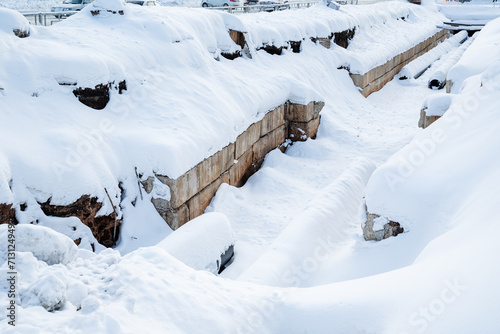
[
  {"x1": 428, "y1": 33, "x2": 477, "y2": 90},
  {"x1": 237, "y1": 159, "x2": 376, "y2": 287},
  {"x1": 398, "y1": 30, "x2": 468, "y2": 81}
]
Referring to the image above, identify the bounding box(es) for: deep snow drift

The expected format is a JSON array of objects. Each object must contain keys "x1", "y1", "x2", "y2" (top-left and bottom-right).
[
  {"x1": 2, "y1": 2, "x2": 500, "y2": 334},
  {"x1": 0, "y1": 1, "x2": 443, "y2": 251}
]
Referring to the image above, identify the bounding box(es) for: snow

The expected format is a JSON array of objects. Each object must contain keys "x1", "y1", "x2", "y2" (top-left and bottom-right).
[
  {"x1": 372, "y1": 214, "x2": 388, "y2": 231},
  {"x1": 0, "y1": 2, "x2": 443, "y2": 247},
  {"x1": 343, "y1": 3, "x2": 445, "y2": 74},
  {"x1": 237, "y1": 158, "x2": 375, "y2": 286},
  {"x1": 398, "y1": 30, "x2": 467, "y2": 80},
  {"x1": 0, "y1": 0, "x2": 199, "y2": 11},
  {"x1": 156, "y1": 212, "x2": 235, "y2": 273},
  {"x1": 437, "y1": 1, "x2": 500, "y2": 21},
  {"x1": 428, "y1": 32, "x2": 476, "y2": 89},
  {"x1": 447, "y1": 18, "x2": 500, "y2": 93},
  {"x1": 0, "y1": 8, "x2": 30, "y2": 36},
  {"x1": 1, "y1": 3, "x2": 500, "y2": 334},
  {"x1": 422, "y1": 92, "x2": 455, "y2": 116},
  {"x1": 0, "y1": 224, "x2": 78, "y2": 265}
]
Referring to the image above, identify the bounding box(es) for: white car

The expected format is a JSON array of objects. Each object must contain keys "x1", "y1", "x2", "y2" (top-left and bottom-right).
[
  {"x1": 126, "y1": 0, "x2": 163, "y2": 5},
  {"x1": 201, "y1": 0, "x2": 243, "y2": 7},
  {"x1": 51, "y1": 0, "x2": 93, "y2": 18}
]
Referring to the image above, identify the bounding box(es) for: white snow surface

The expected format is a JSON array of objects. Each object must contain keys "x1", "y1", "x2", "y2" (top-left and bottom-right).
[
  {"x1": 422, "y1": 92, "x2": 455, "y2": 117},
  {"x1": 0, "y1": 8, "x2": 30, "y2": 36},
  {"x1": 437, "y1": 2, "x2": 500, "y2": 21},
  {"x1": 237, "y1": 158, "x2": 375, "y2": 286},
  {"x1": 447, "y1": 17, "x2": 500, "y2": 93},
  {"x1": 0, "y1": 2, "x2": 442, "y2": 242},
  {"x1": 1, "y1": 4, "x2": 500, "y2": 334},
  {"x1": 156, "y1": 212, "x2": 235, "y2": 273},
  {"x1": 428, "y1": 32, "x2": 476, "y2": 89},
  {"x1": 0, "y1": 224, "x2": 78, "y2": 265}
]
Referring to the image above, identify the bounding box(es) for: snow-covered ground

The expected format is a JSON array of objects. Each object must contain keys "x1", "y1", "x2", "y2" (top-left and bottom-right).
[
  {"x1": 2, "y1": 0, "x2": 500, "y2": 333},
  {"x1": 0, "y1": 0, "x2": 443, "y2": 251}
]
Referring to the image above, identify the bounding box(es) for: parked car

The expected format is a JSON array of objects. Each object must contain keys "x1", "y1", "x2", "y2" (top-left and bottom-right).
[
  {"x1": 126, "y1": 0, "x2": 163, "y2": 5},
  {"x1": 245, "y1": 0, "x2": 289, "y2": 11},
  {"x1": 201, "y1": 0, "x2": 243, "y2": 7},
  {"x1": 336, "y1": 0, "x2": 358, "y2": 4},
  {"x1": 51, "y1": 0, "x2": 93, "y2": 18}
]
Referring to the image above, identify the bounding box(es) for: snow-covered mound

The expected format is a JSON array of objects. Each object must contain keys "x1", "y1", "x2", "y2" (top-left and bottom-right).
[
  {"x1": 0, "y1": 8, "x2": 30, "y2": 37},
  {"x1": 355, "y1": 18, "x2": 500, "y2": 332},
  {"x1": 398, "y1": 30, "x2": 467, "y2": 80},
  {"x1": 0, "y1": 224, "x2": 78, "y2": 265},
  {"x1": 0, "y1": 2, "x2": 443, "y2": 247},
  {"x1": 421, "y1": 92, "x2": 455, "y2": 117},
  {"x1": 447, "y1": 17, "x2": 500, "y2": 93},
  {"x1": 157, "y1": 212, "x2": 235, "y2": 273}
]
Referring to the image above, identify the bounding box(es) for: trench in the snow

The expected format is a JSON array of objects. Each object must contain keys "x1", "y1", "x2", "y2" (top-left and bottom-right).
[{"x1": 212, "y1": 34, "x2": 467, "y2": 286}]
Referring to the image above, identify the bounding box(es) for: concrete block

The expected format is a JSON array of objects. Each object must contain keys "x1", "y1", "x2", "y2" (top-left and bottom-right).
[
  {"x1": 196, "y1": 143, "x2": 234, "y2": 191},
  {"x1": 289, "y1": 116, "x2": 321, "y2": 141},
  {"x1": 229, "y1": 148, "x2": 253, "y2": 187},
  {"x1": 446, "y1": 80, "x2": 453, "y2": 93},
  {"x1": 235, "y1": 122, "x2": 260, "y2": 159},
  {"x1": 187, "y1": 173, "x2": 229, "y2": 220},
  {"x1": 260, "y1": 105, "x2": 285, "y2": 137},
  {"x1": 253, "y1": 124, "x2": 286, "y2": 162},
  {"x1": 312, "y1": 37, "x2": 331, "y2": 49},
  {"x1": 151, "y1": 197, "x2": 189, "y2": 230},
  {"x1": 418, "y1": 108, "x2": 441, "y2": 129},
  {"x1": 156, "y1": 165, "x2": 199, "y2": 209},
  {"x1": 350, "y1": 73, "x2": 367, "y2": 89},
  {"x1": 287, "y1": 101, "x2": 321, "y2": 122},
  {"x1": 229, "y1": 29, "x2": 246, "y2": 49}
]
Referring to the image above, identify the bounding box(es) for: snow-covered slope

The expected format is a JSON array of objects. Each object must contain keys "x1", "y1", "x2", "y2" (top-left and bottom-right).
[
  {"x1": 1, "y1": 5, "x2": 500, "y2": 334},
  {"x1": 0, "y1": 1, "x2": 442, "y2": 248}
]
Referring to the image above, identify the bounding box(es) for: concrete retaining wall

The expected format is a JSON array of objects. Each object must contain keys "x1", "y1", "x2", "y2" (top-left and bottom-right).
[
  {"x1": 146, "y1": 100, "x2": 324, "y2": 230},
  {"x1": 350, "y1": 29, "x2": 450, "y2": 97},
  {"x1": 418, "y1": 108, "x2": 441, "y2": 129}
]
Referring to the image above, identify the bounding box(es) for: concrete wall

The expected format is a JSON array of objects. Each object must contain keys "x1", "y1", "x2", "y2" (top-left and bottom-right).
[
  {"x1": 350, "y1": 29, "x2": 450, "y2": 97},
  {"x1": 147, "y1": 101, "x2": 324, "y2": 230},
  {"x1": 418, "y1": 108, "x2": 441, "y2": 129}
]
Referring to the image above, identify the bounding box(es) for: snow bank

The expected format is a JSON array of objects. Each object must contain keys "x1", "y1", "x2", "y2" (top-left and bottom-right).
[
  {"x1": 238, "y1": 158, "x2": 376, "y2": 286},
  {"x1": 438, "y1": 3, "x2": 500, "y2": 21},
  {"x1": 447, "y1": 17, "x2": 500, "y2": 93},
  {"x1": 156, "y1": 212, "x2": 235, "y2": 273},
  {"x1": 398, "y1": 30, "x2": 467, "y2": 80},
  {"x1": 0, "y1": 8, "x2": 30, "y2": 37},
  {"x1": 0, "y1": 1, "x2": 442, "y2": 245},
  {"x1": 346, "y1": 3, "x2": 444, "y2": 74},
  {"x1": 428, "y1": 33, "x2": 477, "y2": 89},
  {"x1": 0, "y1": 0, "x2": 59, "y2": 11},
  {"x1": 0, "y1": 224, "x2": 78, "y2": 265},
  {"x1": 421, "y1": 92, "x2": 456, "y2": 117},
  {"x1": 364, "y1": 22, "x2": 500, "y2": 231}
]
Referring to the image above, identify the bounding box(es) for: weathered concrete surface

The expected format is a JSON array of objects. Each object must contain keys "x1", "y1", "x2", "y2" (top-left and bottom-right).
[
  {"x1": 153, "y1": 101, "x2": 324, "y2": 229},
  {"x1": 418, "y1": 108, "x2": 441, "y2": 128}
]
